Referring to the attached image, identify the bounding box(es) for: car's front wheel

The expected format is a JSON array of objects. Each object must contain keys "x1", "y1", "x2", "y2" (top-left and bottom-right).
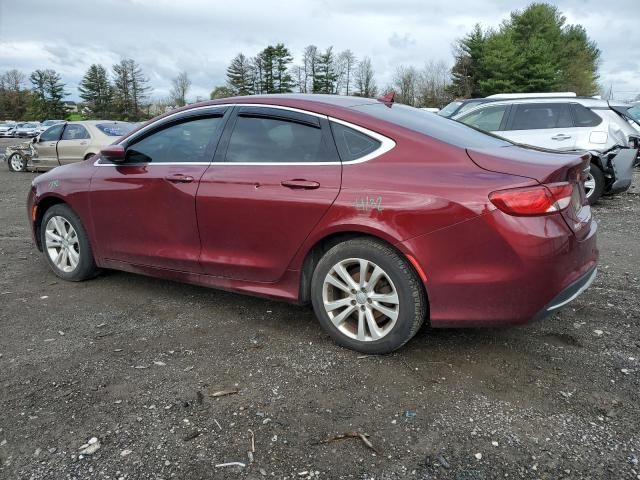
[
  {"x1": 7, "y1": 153, "x2": 27, "y2": 172},
  {"x1": 311, "y1": 238, "x2": 427, "y2": 354},
  {"x1": 40, "y1": 204, "x2": 99, "y2": 281}
]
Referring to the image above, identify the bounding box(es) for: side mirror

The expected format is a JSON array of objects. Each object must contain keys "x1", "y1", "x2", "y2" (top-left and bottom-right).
[{"x1": 100, "y1": 145, "x2": 126, "y2": 162}]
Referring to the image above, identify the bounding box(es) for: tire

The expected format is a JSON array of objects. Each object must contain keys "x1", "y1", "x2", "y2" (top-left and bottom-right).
[
  {"x1": 7, "y1": 153, "x2": 27, "y2": 172},
  {"x1": 585, "y1": 164, "x2": 605, "y2": 205},
  {"x1": 40, "y1": 204, "x2": 99, "y2": 281},
  {"x1": 310, "y1": 238, "x2": 427, "y2": 354}
]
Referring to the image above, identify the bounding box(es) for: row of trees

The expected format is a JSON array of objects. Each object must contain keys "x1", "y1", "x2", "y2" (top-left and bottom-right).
[
  {"x1": 214, "y1": 44, "x2": 378, "y2": 99},
  {"x1": 0, "y1": 3, "x2": 605, "y2": 121},
  {"x1": 449, "y1": 3, "x2": 600, "y2": 97}
]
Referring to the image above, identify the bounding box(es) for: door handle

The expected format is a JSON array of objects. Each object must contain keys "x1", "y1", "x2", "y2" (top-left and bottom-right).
[
  {"x1": 281, "y1": 179, "x2": 320, "y2": 189},
  {"x1": 164, "y1": 173, "x2": 194, "y2": 183},
  {"x1": 47, "y1": 143, "x2": 56, "y2": 146},
  {"x1": 80, "y1": 141, "x2": 88, "y2": 145},
  {"x1": 551, "y1": 134, "x2": 571, "y2": 140}
]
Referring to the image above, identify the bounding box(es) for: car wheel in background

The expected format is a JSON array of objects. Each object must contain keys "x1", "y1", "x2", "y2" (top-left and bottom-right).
[
  {"x1": 7, "y1": 153, "x2": 27, "y2": 172},
  {"x1": 585, "y1": 164, "x2": 605, "y2": 205},
  {"x1": 40, "y1": 204, "x2": 99, "y2": 281},
  {"x1": 311, "y1": 238, "x2": 427, "y2": 354}
]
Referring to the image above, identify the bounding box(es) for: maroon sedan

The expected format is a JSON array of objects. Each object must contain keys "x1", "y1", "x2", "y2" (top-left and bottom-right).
[{"x1": 27, "y1": 94, "x2": 598, "y2": 353}]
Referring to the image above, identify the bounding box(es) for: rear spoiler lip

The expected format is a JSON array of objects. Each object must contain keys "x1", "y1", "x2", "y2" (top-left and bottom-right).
[{"x1": 466, "y1": 146, "x2": 590, "y2": 184}]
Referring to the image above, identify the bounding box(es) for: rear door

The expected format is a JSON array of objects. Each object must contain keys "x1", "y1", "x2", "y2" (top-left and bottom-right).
[
  {"x1": 501, "y1": 103, "x2": 576, "y2": 150},
  {"x1": 33, "y1": 123, "x2": 65, "y2": 168},
  {"x1": 58, "y1": 123, "x2": 91, "y2": 164},
  {"x1": 196, "y1": 105, "x2": 342, "y2": 282}
]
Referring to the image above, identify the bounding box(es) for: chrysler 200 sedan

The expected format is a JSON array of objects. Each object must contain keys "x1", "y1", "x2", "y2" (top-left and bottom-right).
[{"x1": 27, "y1": 94, "x2": 598, "y2": 353}]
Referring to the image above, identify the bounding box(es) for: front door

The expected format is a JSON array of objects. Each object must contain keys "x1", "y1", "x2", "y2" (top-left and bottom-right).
[
  {"x1": 196, "y1": 106, "x2": 342, "y2": 282},
  {"x1": 33, "y1": 123, "x2": 64, "y2": 168},
  {"x1": 58, "y1": 123, "x2": 91, "y2": 164},
  {"x1": 89, "y1": 108, "x2": 229, "y2": 272}
]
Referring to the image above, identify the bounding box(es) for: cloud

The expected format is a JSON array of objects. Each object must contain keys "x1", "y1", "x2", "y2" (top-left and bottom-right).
[{"x1": 0, "y1": 0, "x2": 637, "y2": 102}]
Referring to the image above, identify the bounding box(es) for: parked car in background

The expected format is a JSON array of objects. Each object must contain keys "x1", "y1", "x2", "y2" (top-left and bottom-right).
[
  {"x1": 0, "y1": 121, "x2": 17, "y2": 137},
  {"x1": 37, "y1": 120, "x2": 66, "y2": 134},
  {"x1": 28, "y1": 94, "x2": 597, "y2": 353},
  {"x1": 15, "y1": 122, "x2": 41, "y2": 138},
  {"x1": 454, "y1": 97, "x2": 639, "y2": 203},
  {"x1": 24, "y1": 121, "x2": 135, "y2": 171},
  {"x1": 438, "y1": 98, "x2": 491, "y2": 118}
]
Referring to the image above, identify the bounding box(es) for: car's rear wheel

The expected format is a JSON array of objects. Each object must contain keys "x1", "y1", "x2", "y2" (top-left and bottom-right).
[
  {"x1": 311, "y1": 238, "x2": 427, "y2": 354},
  {"x1": 585, "y1": 164, "x2": 604, "y2": 205},
  {"x1": 40, "y1": 204, "x2": 99, "y2": 281},
  {"x1": 7, "y1": 153, "x2": 27, "y2": 172}
]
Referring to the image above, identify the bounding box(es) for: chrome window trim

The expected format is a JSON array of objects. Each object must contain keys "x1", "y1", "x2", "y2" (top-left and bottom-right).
[{"x1": 94, "y1": 103, "x2": 396, "y2": 167}]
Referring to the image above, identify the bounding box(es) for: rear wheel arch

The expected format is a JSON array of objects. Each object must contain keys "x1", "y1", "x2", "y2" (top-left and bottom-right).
[{"x1": 298, "y1": 231, "x2": 429, "y2": 308}]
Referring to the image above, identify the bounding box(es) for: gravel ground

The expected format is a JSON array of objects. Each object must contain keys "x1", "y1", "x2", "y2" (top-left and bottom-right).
[{"x1": 0, "y1": 138, "x2": 639, "y2": 479}]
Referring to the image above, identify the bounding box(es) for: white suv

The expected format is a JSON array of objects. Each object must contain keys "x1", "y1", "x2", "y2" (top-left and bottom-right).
[{"x1": 454, "y1": 97, "x2": 639, "y2": 204}]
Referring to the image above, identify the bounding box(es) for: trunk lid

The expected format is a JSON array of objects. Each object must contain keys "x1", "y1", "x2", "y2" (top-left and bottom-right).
[{"x1": 467, "y1": 145, "x2": 592, "y2": 239}]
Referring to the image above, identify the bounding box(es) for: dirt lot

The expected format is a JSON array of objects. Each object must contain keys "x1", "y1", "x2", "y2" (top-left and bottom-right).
[{"x1": 0, "y1": 137, "x2": 639, "y2": 479}]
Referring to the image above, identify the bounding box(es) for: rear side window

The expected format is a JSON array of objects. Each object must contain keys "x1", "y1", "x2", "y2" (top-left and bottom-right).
[
  {"x1": 331, "y1": 122, "x2": 381, "y2": 161},
  {"x1": 571, "y1": 104, "x2": 602, "y2": 127},
  {"x1": 226, "y1": 116, "x2": 331, "y2": 163},
  {"x1": 126, "y1": 116, "x2": 222, "y2": 163},
  {"x1": 460, "y1": 105, "x2": 508, "y2": 132},
  {"x1": 510, "y1": 103, "x2": 573, "y2": 130},
  {"x1": 62, "y1": 124, "x2": 90, "y2": 140},
  {"x1": 40, "y1": 124, "x2": 65, "y2": 142},
  {"x1": 97, "y1": 123, "x2": 135, "y2": 136}
]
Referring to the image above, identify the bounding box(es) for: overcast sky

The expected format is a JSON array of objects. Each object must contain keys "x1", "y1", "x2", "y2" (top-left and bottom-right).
[{"x1": 0, "y1": 0, "x2": 638, "y2": 102}]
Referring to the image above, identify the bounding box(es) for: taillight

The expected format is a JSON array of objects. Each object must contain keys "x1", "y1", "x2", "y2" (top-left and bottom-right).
[{"x1": 489, "y1": 182, "x2": 574, "y2": 216}]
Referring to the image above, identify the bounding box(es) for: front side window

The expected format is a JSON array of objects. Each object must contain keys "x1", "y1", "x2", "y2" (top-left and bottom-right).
[
  {"x1": 125, "y1": 116, "x2": 223, "y2": 164},
  {"x1": 510, "y1": 103, "x2": 573, "y2": 130},
  {"x1": 62, "y1": 124, "x2": 90, "y2": 140},
  {"x1": 225, "y1": 115, "x2": 330, "y2": 163},
  {"x1": 459, "y1": 105, "x2": 508, "y2": 132},
  {"x1": 39, "y1": 124, "x2": 65, "y2": 142}
]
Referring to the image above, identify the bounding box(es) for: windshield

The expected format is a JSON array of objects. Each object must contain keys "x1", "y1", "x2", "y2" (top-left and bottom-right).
[
  {"x1": 627, "y1": 106, "x2": 640, "y2": 122},
  {"x1": 352, "y1": 103, "x2": 511, "y2": 149},
  {"x1": 438, "y1": 101, "x2": 462, "y2": 117},
  {"x1": 96, "y1": 122, "x2": 135, "y2": 136},
  {"x1": 22, "y1": 123, "x2": 37, "y2": 128}
]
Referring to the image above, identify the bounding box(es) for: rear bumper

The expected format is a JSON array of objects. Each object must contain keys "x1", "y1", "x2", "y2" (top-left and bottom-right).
[
  {"x1": 531, "y1": 266, "x2": 597, "y2": 322},
  {"x1": 399, "y1": 208, "x2": 598, "y2": 328}
]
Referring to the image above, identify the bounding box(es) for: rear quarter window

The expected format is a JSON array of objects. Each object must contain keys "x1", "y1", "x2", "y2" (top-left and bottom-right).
[
  {"x1": 571, "y1": 104, "x2": 602, "y2": 127},
  {"x1": 97, "y1": 123, "x2": 135, "y2": 136},
  {"x1": 330, "y1": 122, "x2": 381, "y2": 161}
]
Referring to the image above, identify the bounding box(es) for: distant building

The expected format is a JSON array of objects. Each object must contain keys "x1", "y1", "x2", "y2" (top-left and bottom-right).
[{"x1": 64, "y1": 101, "x2": 78, "y2": 113}]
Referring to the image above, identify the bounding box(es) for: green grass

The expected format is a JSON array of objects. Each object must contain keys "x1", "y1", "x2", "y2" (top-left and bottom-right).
[{"x1": 66, "y1": 112, "x2": 83, "y2": 121}]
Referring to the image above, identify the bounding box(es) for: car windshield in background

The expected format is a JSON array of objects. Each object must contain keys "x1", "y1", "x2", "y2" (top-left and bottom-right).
[
  {"x1": 438, "y1": 101, "x2": 462, "y2": 117},
  {"x1": 352, "y1": 103, "x2": 512, "y2": 148},
  {"x1": 627, "y1": 106, "x2": 640, "y2": 122},
  {"x1": 96, "y1": 123, "x2": 135, "y2": 136},
  {"x1": 23, "y1": 123, "x2": 38, "y2": 128}
]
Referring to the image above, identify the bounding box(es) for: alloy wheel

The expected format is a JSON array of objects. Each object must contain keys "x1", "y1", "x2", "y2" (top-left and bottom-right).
[
  {"x1": 45, "y1": 216, "x2": 80, "y2": 273},
  {"x1": 9, "y1": 154, "x2": 25, "y2": 172},
  {"x1": 322, "y1": 258, "x2": 399, "y2": 342},
  {"x1": 584, "y1": 172, "x2": 595, "y2": 199}
]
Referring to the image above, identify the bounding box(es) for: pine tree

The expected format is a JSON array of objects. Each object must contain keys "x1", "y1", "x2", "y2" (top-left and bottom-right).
[
  {"x1": 78, "y1": 64, "x2": 112, "y2": 118},
  {"x1": 273, "y1": 44, "x2": 294, "y2": 93},
  {"x1": 28, "y1": 69, "x2": 68, "y2": 120},
  {"x1": 226, "y1": 53, "x2": 254, "y2": 95},
  {"x1": 314, "y1": 47, "x2": 338, "y2": 94},
  {"x1": 450, "y1": 24, "x2": 486, "y2": 98},
  {"x1": 112, "y1": 59, "x2": 151, "y2": 121}
]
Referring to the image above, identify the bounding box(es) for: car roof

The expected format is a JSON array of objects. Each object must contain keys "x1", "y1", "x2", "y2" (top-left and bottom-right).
[{"x1": 454, "y1": 96, "x2": 612, "y2": 118}]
